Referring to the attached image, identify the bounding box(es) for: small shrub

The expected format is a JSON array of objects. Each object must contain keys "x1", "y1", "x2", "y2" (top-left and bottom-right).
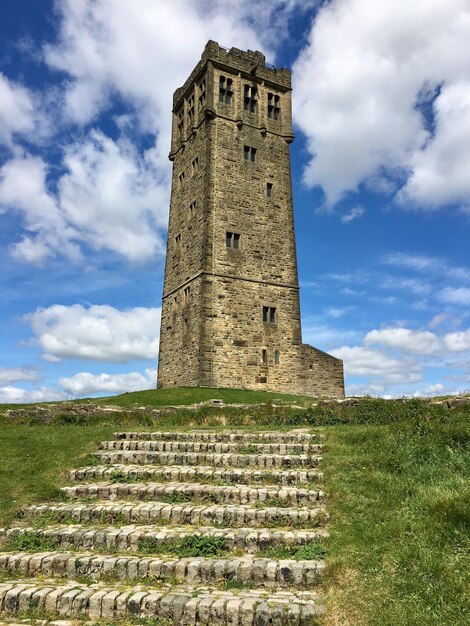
[
  {"x1": 138, "y1": 534, "x2": 228, "y2": 557},
  {"x1": 8, "y1": 531, "x2": 58, "y2": 552}
]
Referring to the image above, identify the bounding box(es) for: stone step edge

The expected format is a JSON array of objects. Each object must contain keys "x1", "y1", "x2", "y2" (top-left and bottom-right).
[
  {"x1": 91, "y1": 452, "x2": 323, "y2": 468},
  {"x1": 60, "y1": 483, "x2": 324, "y2": 503},
  {"x1": 0, "y1": 583, "x2": 323, "y2": 623},
  {"x1": 1, "y1": 525, "x2": 329, "y2": 551},
  {"x1": 0, "y1": 552, "x2": 325, "y2": 587},
  {"x1": 113, "y1": 431, "x2": 318, "y2": 441},
  {"x1": 22, "y1": 502, "x2": 328, "y2": 528},
  {"x1": 70, "y1": 465, "x2": 324, "y2": 484},
  {"x1": 99, "y1": 441, "x2": 322, "y2": 452}
]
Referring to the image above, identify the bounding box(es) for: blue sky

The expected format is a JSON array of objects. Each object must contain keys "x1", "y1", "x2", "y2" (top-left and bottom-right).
[{"x1": 1, "y1": 0, "x2": 469, "y2": 401}]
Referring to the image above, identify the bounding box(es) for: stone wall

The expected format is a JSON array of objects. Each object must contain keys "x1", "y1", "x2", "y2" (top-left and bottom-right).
[{"x1": 158, "y1": 40, "x2": 345, "y2": 398}]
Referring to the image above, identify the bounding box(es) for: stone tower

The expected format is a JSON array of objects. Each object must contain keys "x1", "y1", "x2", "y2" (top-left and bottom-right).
[{"x1": 157, "y1": 41, "x2": 344, "y2": 398}]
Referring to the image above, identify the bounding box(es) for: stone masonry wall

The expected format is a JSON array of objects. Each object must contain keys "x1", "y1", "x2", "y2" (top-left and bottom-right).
[{"x1": 158, "y1": 40, "x2": 345, "y2": 397}]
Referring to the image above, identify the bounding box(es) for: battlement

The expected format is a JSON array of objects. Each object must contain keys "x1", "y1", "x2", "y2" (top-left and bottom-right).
[{"x1": 173, "y1": 40, "x2": 291, "y2": 110}]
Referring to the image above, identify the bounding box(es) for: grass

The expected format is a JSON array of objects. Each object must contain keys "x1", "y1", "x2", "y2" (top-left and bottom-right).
[
  {"x1": 3, "y1": 530, "x2": 59, "y2": 552},
  {"x1": 0, "y1": 386, "x2": 312, "y2": 413},
  {"x1": 139, "y1": 534, "x2": 228, "y2": 557},
  {"x1": 0, "y1": 394, "x2": 468, "y2": 625},
  {"x1": 0, "y1": 423, "x2": 116, "y2": 526},
  {"x1": 322, "y1": 410, "x2": 470, "y2": 626},
  {"x1": 257, "y1": 539, "x2": 327, "y2": 561}
]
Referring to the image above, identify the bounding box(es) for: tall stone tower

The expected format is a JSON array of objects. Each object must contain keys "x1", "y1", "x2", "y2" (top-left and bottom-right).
[{"x1": 157, "y1": 41, "x2": 344, "y2": 398}]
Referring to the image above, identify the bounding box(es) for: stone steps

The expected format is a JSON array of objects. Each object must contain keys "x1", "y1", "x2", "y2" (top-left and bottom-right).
[
  {"x1": 114, "y1": 431, "x2": 316, "y2": 443},
  {"x1": 23, "y1": 502, "x2": 327, "y2": 528},
  {"x1": 1, "y1": 428, "x2": 329, "y2": 625},
  {"x1": 0, "y1": 552, "x2": 324, "y2": 589},
  {"x1": 70, "y1": 464, "x2": 323, "y2": 485},
  {"x1": 61, "y1": 482, "x2": 323, "y2": 505},
  {"x1": 99, "y1": 441, "x2": 321, "y2": 454},
  {"x1": 0, "y1": 583, "x2": 322, "y2": 624},
  {"x1": 1, "y1": 525, "x2": 327, "y2": 553},
  {"x1": 92, "y1": 451, "x2": 321, "y2": 468}
]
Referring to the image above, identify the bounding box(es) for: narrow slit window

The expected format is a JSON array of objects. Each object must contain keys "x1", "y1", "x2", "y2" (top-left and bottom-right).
[
  {"x1": 184, "y1": 317, "x2": 188, "y2": 332},
  {"x1": 243, "y1": 145, "x2": 256, "y2": 161},
  {"x1": 192, "y1": 157, "x2": 199, "y2": 175},
  {"x1": 266, "y1": 182, "x2": 273, "y2": 197},
  {"x1": 179, "y1": 172, "x2": 185, "y2": 186},
  {"x1": 219, "y1": 76, "x2": 233, "y2": 104},
  {"x1": 183, "y1": 286, "x2": 191, "y2": 305},
  {"x1": 268, "y1": 93, "x2": 280, "y2": 120},
  {"x1": 274, "y1": 349, "x2": 280, "y2": 365},
  {"x1": 188, "y1": 94, "x2": 195, "y2": 123},
  {"x1": 198, "y1": 78, "x2": 206, "y2": 109},
  {"x1": 177, "y1": 110, "x2": 184, "y2": 135},
  {"x1": 175, "y1": 234, "x2": 181, "y2": 250},
  {"x1": 263, "y1": 306, "x2": 276, "y2": 323},
  {"x1": 262, "y1": 349, "x2": 268, "y2": 366},
  {"x1": 189, "y1": 200, "x2": 196, "y2": 218},
  {"x1": 244, "y1": 84, "x2": 257, "y2": 113},
  {"x1": 226, "y1": 232, "x2": 241, "y2": 249}
]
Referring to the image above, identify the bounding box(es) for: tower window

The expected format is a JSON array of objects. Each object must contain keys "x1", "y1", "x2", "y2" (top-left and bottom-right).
[
  {"x1": 184, "y1": 317, "x2": 188, "y2": 332},
  {"x1": 177, "y1": 110, "x2": 184, "y2": 135},
  {"x1": 274, "y1": 349, "x2": 280, "y2": 365},
  {"x1": 179, "y1": 172, "x2": 185, "y2": 186},
  {"x1": 244, "y1": 84, "x2": 257, "y2": 113},
  {"x1": 198, "y1": 78, "x2": 206, "y2": 109},
  {"x1": 243, "y1": 145, "x2": 257, "y2": 162},
  {"x1": 192, "y1": 157, "x2": 199, "y2": 174},
  {"x1": 268, "y1": 93, "x2": 280, "y2": 120},
  {"x1": 183, "y1": 286, "x2": 191, "y2": 304},
  {"x1": 175, "y1": 234, "x2": 181, "y2": 250},
  {"x1": 188, "y1": 94, "x2": 195, "y2": 123},
  {"x1": 266, "y1": 182, "x2": 273, "y2": 197},
  {"x1": 189, "y1": 200, "x2": 196, "y2": 218},
  {"x1": 226, "y1": 232, "x2": 240, "y2": 249},
  {"x1": 262, "y1": 349, "x2": 268, "y2": 366},
  {"x1": 262, "y1": 306, "x2": 277, "y2": 323},
  {"x1": 219, "y1": 76, "x2": 233, "y2": 104}
]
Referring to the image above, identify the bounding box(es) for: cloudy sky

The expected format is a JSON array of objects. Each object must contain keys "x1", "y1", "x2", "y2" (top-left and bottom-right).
[{"x1": 1, "y1": 0, "x2": 469, "y2": 402}]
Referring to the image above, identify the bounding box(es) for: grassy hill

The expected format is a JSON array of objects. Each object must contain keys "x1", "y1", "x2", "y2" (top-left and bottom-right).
[{"x1": 0, "y1": 390, "x2": 468, "y2": 624}]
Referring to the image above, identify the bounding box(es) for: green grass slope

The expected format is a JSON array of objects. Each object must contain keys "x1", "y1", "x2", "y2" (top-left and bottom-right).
[{"x1": 0, "y1": 398, "x2": 468, "y2": 624}]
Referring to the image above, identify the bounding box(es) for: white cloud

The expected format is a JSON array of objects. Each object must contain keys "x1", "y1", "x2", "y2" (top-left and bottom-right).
[
  {"x1": 443, "y1": 329, "x2": 470, "y2": 353},
  {"x1": 382, "y1": 252, "x2": 441, "y2": 272},
  {"x1": 399, "y1": 81, "x2": 470, "y2": 209},
  {"x1": 341, "y1": 206, "x2": 364, "y2": 223},
  {"x1": 331, "y1": 345, "x2": 422, "y2": 384},
  {"x1": 0, "y1": 385, "x2": 66, "y2": 404},
  {"x1": 0, "y1": 73, "x2": 48, "y2": 149},
  {"x1": 293, "y1": 0, "x2": 470, "y2": 210},
  {"x1": 428, "y1": 313, "x2": 449, "y2": 329},
  {"x1": 59, "y1": 368, "x2": 156, "y2": 396},
  {"x1": 438, "y1": 287, "x2": 470, "y2": 306},
  {"x1": 365, "y1": 327, "x2": 442, "y2": 356},
  {"x1": 25, "y1": 304, "x2": 161, "y2": 363},
  {"x1": 59, "y1": 130, "x2": 168, "y2": 262},
  {"x1": 0, "y1": 132, "x2": 168, "y2": 264},
  {"x1": 44, "y1": 0, "x2": 309, "y2": 134},
  {"x1": 2, "y1": 0, "x2": 311, "y2": 266},
  {"x1": 0, "y1": 155, "x2": 81, "y2": 264},
  {"x1": 324, "y1": 306, "x2": 356, "y2": 319},
  {"x1": 0, "y1": 367, "x2": 41, "y2": 384},
  {"x1": 383, "y1": 252, "x2": 470, "y2": 282}
]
